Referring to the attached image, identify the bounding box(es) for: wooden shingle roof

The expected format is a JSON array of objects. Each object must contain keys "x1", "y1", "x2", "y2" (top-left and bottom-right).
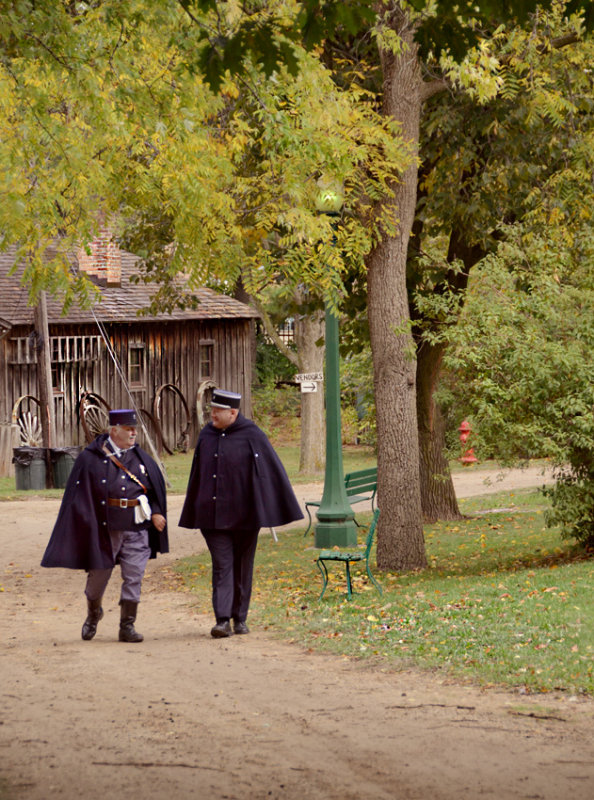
[{"x1": 0, "y1": 246, "x2": 258, "y2": 327}]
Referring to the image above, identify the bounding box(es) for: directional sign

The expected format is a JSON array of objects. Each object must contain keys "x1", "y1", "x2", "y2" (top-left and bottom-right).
[
  {"x1": 300, "y1": 381, "x2": 318, "y2": 393},
  {"x1": 294, "y1": 372, "x2": 323, "y2": 383}
]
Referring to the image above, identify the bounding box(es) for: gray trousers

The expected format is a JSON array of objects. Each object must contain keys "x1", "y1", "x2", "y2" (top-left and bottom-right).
[
  {"x1": 85, "y1": 529, "x2": 151, "y2": 604},
  {"x1": 201, "y1": 528, "x2": 259, "y2": 623}
]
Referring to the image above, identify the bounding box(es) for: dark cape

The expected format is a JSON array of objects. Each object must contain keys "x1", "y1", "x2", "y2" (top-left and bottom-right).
[
  {"x1": 41, "y1": 434, "x2": 168, "y2": 571},
  {"x1": 179, "y1": 413, "x2": 303, "y2": 530}
]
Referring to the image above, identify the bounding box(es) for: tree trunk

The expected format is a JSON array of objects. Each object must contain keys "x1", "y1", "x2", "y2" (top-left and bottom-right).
[
  {"x1": 295, "y1": 310, "x2": 325, "y2": 474},
  {"x1": 415, "y1": 226, "x2": 483, "y2": 521},
  {"x1": 416, "y1": 339, "x2": 462, "y2": 522},
  {"x1": 367, "y1": 8, "x2": 427, "y2": 571},
  {"x1": 34, "y1": 290, "x2": 56, "y2": 488}
]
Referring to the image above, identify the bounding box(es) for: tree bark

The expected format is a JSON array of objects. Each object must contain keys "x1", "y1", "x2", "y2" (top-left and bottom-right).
[
  {"x1": 295, "y1": 310, "x2": 325, "y2": 474},
  {"x1": 34, "y1": 290, "x2": 56, "y2": 488},
  {"x1": 243, "y1": 284, "x2": 325, "y2": 474},
  {"x1": 415, "y1": 226, "x2": 484, "y2": 520},
  {"x1": 416, "y1": 339, "x2": 462, "y2": 522},
  {"x1": 367, "y1": 7, "x2": 427, "y2": 571}
]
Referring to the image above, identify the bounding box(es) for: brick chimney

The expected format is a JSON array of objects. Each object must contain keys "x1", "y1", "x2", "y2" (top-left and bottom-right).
[{"x1": 78, "y1": 227, "x2": 122, "y2": 287}]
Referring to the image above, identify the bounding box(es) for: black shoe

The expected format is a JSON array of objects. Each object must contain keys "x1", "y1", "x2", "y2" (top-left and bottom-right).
[
  {"x1": 211, "y1": 620, "x2": 233, "y2": 638},
  {"x1": 118, "y1": 600, "x2": 144, "y2": 643},
  {"x1": 81, "y1": 598, "x2": 104, "y2": 641},
  {"x1": 233, "y1": 621, "x2": 250, "y2": 635}
]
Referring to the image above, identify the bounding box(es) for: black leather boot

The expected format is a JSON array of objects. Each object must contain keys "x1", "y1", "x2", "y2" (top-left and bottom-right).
[
  {"x1": 81, "y1": 597, "x2": 104, "y2": 641},
  {"x1": 118, "y1": 600, "x2": 144, "y2": 643}
]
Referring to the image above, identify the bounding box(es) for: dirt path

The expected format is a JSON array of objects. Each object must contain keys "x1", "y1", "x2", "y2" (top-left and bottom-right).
[{"x1": 2, "y1": 467, "x2": 593, "y2": 800}]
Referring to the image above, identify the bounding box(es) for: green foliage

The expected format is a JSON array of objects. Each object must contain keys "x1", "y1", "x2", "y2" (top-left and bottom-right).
[
  {"x1": 0, "y1": 0, "x2": 410, "y2": 313},
  {"x1": 252, "y1": 382, "x2": 300, "y2": 418},
  {"x1": 411, "y1": 5, "x2": 594, "y2": 489},
  {"x1": 254, "y1": 328, "x2": 296, "y2": 385},
  {"x1": 443, "y1": 217, "x2": 594, "y2": 544},
  {"x1": 340, "y1": 347, "x2": 376, "y2": 447},
  {"x1": 176, "y1": 502, "x2": 594, "y2": 694},
  {"x1": 545, "y1": 468, "x2": 594, "y2": 548},
  {"x1": 118, "y1": 18, "x2": 410, "y2": 313},
  {"x1": 298, "y1": 1, "x2": 590, "y2": 65}
]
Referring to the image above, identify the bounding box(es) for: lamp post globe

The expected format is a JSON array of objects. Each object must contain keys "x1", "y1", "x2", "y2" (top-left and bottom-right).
[{"x1": 317, "y1": 189, "x2": 344, "y2": 215}]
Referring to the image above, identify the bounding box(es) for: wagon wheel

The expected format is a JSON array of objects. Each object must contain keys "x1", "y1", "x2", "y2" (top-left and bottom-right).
[
  {"x1": 79, "y1": 392, "x2": 111, "y2": 443},
  {"x1": 153, "y1": 383, "x2": 191, "y2": 455},
  {"x1": 137, "y1": 408, "x2": 164, "y2": 455},
  {"x1": 196, "y1": 379, "x2": 217, "y2": 429},
  {"x1": 11, "y1": 395, "x2": 43, "y2": 446}
]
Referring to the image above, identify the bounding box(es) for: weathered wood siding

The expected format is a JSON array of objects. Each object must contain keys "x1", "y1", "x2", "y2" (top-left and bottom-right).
[{"x1": 0, "y1": 317, "x2": 255, "y2": 475}]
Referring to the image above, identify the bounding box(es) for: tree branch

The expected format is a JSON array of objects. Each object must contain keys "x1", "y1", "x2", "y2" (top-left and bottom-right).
[
  {"x1": 420, "y1": 78, "x2": 449, "y2": 103},
  {"x1": 249, "y1": 295, "x2": 299, "y2": 366}
]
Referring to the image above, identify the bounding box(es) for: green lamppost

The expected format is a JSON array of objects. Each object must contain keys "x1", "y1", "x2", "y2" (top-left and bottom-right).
[{"x1": 314, "y1": 185, "x2": 358, "y2": 549}]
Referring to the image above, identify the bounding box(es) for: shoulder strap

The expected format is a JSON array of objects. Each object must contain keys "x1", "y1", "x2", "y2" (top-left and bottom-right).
[{"x1": 102, "y1": 445, "x2": 148, "y2": 492}]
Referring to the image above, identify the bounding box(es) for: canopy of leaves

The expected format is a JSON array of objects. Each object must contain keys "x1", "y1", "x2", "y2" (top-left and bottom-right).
[
  {"x1": 0, "y1": 0, "x2": 411, "y2": 313},
  {"x1": 0, "y1": 0, "x2": 200, "y2": 307},
  {"x1": 406, "y1": 3, "x2": 593, "y2": 340}
]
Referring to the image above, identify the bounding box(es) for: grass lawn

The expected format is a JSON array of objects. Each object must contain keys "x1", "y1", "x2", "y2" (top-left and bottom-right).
[
  {"x1": 174, "y1": 488, "x2": 594, "y2": 697},
  {"x1": 2, "y1": 441, "x2": 592, "y2": 694}
]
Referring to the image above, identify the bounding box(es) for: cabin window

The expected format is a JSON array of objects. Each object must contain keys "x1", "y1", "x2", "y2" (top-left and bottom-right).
[
  {"x1": 129, "y1": 343, "x2": 146, "y2": 387},
  {"x1": 199, "y1": 340, "x2": 214, "y2": 379},
  {"x1": 51, "y1": 363, "x2": 65, "y2": 395},
  {"x1": 8, "y1": 335, "x2": 102, "y2": 364}
]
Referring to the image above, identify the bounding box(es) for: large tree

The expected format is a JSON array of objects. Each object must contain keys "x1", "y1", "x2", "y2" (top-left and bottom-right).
[
  {"x1": 313, "y1": 1, "x2": 593, "y2": 564},
  {"x1": 407, "y1": 7, "x2": 594, "y2": 522}
]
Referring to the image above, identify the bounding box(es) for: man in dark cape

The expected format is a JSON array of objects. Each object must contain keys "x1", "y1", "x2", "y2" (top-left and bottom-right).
[
  {"x1": 42, "y1": 409, "x2": 168, "y2": 642},
  {"x1": 179, "y1": 389, "x2": 302, "y2": 637}
]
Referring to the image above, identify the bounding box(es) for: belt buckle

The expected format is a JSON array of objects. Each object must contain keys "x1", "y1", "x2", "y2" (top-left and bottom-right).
[{"x1": 119, "y1": 498, "x2": 129, "y2": 509}]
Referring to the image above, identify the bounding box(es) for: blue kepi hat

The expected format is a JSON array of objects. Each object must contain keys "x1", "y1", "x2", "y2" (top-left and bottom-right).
[
  {"x1": 211, "y1": 389, "x2": 241, "y2": 409},
  {"x1": 109, "y1": 409, "x2": 138, "y2": 426}
]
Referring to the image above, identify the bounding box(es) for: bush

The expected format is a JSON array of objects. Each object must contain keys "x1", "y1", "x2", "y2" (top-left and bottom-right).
[
  {"x1": 255, "y1": 330, "x2": 296, "y2": 385},
  {"x1": 544, "y1": 413, "x2": 594, "y2": 548},
  {"x1": 545, "y1": 472, "x2": 594, "y2": 548}
]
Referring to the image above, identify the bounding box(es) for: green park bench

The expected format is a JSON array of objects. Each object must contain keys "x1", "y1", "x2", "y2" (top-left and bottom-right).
[
  {"x1": 304, "y1": 466, "x2": 378, "y2": 536},
  {"x1": 316, "y1": 508, "x2": 382, "y2": 600}
]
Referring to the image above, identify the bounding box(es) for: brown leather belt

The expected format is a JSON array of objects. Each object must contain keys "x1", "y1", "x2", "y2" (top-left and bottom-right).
[{"x1": 107, "y1": 497, "x2": 140, "y2": 508}]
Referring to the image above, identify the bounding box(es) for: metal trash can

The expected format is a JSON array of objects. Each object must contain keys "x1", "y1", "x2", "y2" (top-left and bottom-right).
[
  {"x1": 12, "y1": 447, "x2": 47, "y2": 491},
  {"x1": 50, "y1": 446, "x2": 83, "y2": 489}
]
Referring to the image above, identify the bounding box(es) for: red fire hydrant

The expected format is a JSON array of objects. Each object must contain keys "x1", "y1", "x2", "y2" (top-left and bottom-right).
[{"x1": 459, "y1": 420, "x2": 478, "y2": 465}]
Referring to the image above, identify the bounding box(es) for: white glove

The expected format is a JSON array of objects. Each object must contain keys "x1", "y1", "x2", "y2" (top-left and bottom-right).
[{"x1": 134, "y1": 494, "x2": 152, "y2": 524}]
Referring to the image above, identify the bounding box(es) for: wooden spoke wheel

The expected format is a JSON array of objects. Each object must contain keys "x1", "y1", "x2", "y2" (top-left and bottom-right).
[
  {"x1": 11, "y1": 395, "x2": 43, "y2": 446},
  {"x1": 196, "y1": 379, "x2": 216, "y2": 429},
  {"x1": 79, "y1": 392, "x2": 111, "y2": 443},
  {"x1": 153, "y1": 383, "x2": 191, "y2": 454}
]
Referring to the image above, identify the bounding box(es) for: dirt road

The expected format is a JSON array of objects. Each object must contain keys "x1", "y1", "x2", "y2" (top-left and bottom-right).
[{"x1": 2, "y1": 467, "x2": 593, "y2": 800}]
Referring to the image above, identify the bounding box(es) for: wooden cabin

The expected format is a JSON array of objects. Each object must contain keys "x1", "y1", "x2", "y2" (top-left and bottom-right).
[{"x1": 0, "y1": 242, "x2": 259, "y2": 476}]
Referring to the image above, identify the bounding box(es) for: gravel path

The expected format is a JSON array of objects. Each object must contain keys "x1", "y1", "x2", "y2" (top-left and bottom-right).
[{"x1": 2, "y1": 464, "x2": 593, "y2": 800}]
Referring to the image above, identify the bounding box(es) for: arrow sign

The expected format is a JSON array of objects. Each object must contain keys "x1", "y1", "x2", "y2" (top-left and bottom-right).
[
  {"x1": 300, "y1": 381, "x2": 318, "y2": 393},
  {"x1": 295, "y1": 372, "x2": 323, "y2": 382}
]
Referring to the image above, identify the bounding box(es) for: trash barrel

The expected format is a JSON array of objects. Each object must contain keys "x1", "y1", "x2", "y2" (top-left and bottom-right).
[
  {"x1": 50, "y1": 446, "x2": 83, "y2": 489},
  {"x1": 12, "y1": 447, "x2": 47, "y2": 491}
]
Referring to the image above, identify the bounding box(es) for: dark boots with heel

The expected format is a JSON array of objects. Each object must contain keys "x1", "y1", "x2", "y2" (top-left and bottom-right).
[
  {"x1": 118, "y1": 599, "x2": 144, "y2": 643},
  {"x1": 81, "y1": 597, "x2": 104, "y2": 641}
]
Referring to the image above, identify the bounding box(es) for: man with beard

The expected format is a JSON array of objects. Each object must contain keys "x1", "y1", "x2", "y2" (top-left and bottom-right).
[{"x1": 42, "y1": 409, "x2": 168, "y2": 642}]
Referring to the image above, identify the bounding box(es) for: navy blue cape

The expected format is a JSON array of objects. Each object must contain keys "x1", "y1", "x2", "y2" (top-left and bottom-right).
[
  {"x1": 41, "y1": 434, "x2": 168, "y2": 571},
  {"x1": 178, "y1": 413, "x2": 303, "y2": 530}
]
